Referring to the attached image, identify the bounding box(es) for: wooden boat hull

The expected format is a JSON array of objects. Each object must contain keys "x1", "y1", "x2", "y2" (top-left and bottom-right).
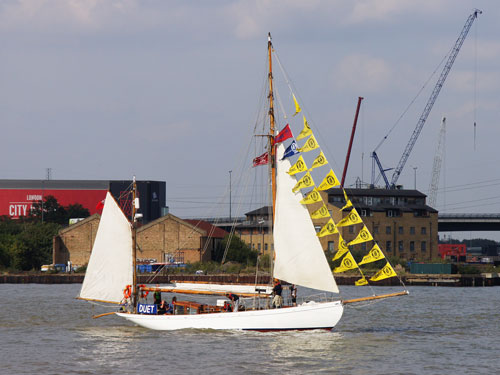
[{"x1": 116, "y1": 300, "x2": 343, "y2": 331}]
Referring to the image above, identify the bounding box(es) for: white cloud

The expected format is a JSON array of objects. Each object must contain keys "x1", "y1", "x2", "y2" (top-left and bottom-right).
[{"x1": 331, "y1": 54, "x2": 391, "y2": 92}]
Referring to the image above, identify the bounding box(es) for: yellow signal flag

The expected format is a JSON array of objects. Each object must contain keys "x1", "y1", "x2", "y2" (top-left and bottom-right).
[
  {"x1": 348, "y1": 225, "x2": 374, "y2": 246},
  {"x1": 292, "y1": 171, "x2": 315, "y2": 193},
  {"x1": 317, "y1": 169, "x2": 340, "y2": 191},
  {"x1": 300, "y1": 188, "x2": 323, "y2": 205},
  {"x1": 287, "y1": 155, "x2": 308, "y2": 176},
  {"x1": 341, "y1": 189, "x2": 353, "y2": 210},
  {"x1": 297, "y1": 116, "x2": 312, "y2": 140},
  {"x1": 309, "y1": 151, "x2": 328, "y2": 171},
  {"x1": 333, "y1": 251, "x2": 358, "y2": 273},
  {"x1": 336, "y1": 207, "x2": 363, "y2": 227},
  {"x1": 292, "y1": 94, "x2": 301, "y2": 117},
  {"x1": 311, "y1": 204, "x2": 330, "y2": 219},
  {"x1": 359, "y1": 243, "x2": 386, "y2": 266},
  {"x1": 298, "y1": 134, "x2": 319, "y2": 153},
  {"x1": 317, "y1": 218, "x2": 338, "y2": 237},
  {"x1": 332, "y1": 233, "x2": 349, "y2": 260},
  {"x1": 355, "y1": 277, "x2": 369, "y2": 286},
  {"x1": 370, "y1": 262, "x2": 397, "y2": 282}
]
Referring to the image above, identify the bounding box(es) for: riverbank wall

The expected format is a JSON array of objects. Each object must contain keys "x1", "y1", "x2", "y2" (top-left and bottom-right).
[{"x1": 1, "y1": 273, "x2": 499, "y2": 286}]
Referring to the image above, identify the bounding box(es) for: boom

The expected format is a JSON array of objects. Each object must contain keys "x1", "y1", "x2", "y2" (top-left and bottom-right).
[{"x1": 389, "y1": 9, "x2": 481, "y2": 187}]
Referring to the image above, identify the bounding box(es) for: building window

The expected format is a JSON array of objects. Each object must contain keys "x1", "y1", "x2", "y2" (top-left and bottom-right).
[
  {"x1": 398, "y1": 241, "x2": 404, "y2": 251},
  {"x1": 315, "y1": 225, "x2": 321, "y2": 233},
  {"x1": 328, "y1": 209, "x2": 333, "y2": 216},
  {"x1": 349, "y1": 226, "x2": 354, "y2": 234},
  {"x1": 264, "y1": 243, "x2": 268, "y2": 251},
  {"x1": 421, "y1": 241, "x2": 427, "y2": 251},
  {"x1": 410, "y1": 241, "x2": 415, "y2": 252},
  {"x1": 410, "y1": 226, "x2": 415, "y2": 235},
  {"x1": 421, "y1": 227, "x2": 427, "y2": 235},
  {"x1": 387, "y1": 210, "x2": 393, "y2": 217},
  {"x1": 373, "y1": 225, "x2": 379, "y2": 234},
  {"x1": 398, "y1": 226, "x2": 404, "y2": 234},
  {"x1": 257, "y1": 243, "x2": 261, "y2": 251},
  {"x1": 386, "y1": 241, "x2": 392, "y2": 251},
  {"x1": 328, "y1": 241, "x2": 334, "y2": 251},
  {"x1": 361, "y1": 242, "x2": 367, "y2": 251},
  {"x1": 386, "y1": 226, "x2": 391, "y2": 234},
  {"x1": 361, "y1": 209, "x2": 367, "y2": 217}
]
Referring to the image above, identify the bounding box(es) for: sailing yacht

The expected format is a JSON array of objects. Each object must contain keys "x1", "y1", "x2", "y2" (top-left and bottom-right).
[{"x1": 78, "y1": 34, "x2": 407, "y2": 331}]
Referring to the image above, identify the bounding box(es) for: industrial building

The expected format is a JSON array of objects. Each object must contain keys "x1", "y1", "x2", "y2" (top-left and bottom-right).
[
  {"x1": 228, "y1": 187, "x2": 438, "y2": 261},
  {"x1": 0, "y1": 179, "x2": 166, "y2": 224},
  {"x1": 53, "y1": 214, "x2": 227, "y2": 268}
]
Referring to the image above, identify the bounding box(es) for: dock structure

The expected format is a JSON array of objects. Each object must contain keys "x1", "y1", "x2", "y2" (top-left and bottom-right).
[{"x1": 1, "y1": 273, "x2": 499, "y2": 287}]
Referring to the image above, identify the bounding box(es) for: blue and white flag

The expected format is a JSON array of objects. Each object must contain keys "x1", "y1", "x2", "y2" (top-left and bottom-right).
[{"x1": 282, "y1": 140, "x2": 299, "y2": 160}]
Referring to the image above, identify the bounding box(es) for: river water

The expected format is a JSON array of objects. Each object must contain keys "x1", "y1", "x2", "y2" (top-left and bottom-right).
[{"x1": 0, "y1": 284, "x2": 498, "y2": 375}]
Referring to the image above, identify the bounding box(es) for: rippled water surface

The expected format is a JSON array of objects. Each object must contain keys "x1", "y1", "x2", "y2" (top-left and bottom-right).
[{"x1": 1, "y1": 284, "x2": 498, "y2": 374}]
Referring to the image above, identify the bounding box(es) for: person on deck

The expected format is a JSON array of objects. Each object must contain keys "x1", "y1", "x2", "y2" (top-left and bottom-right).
[
  {"x1": 290, "y1": 284, "x2": 297, "y2": 306},
  {"x1": 272, "y1": 279, "x2": 283, "y2": 308},
  {"x1": 157, "y1": 300, "x2": 167, "y2": 315},
  {"x1": 153, "y1": 286, "x2": 162, "y2": 306},
  {"x1": 226, "y1": 293, "x2": 240, "y2": 312},
  {"x1": 167, "y1": 296, "x2": 177, "y2": 315}
]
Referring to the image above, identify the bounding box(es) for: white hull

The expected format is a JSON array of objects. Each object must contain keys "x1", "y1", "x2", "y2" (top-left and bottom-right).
[{"x1": 116, "y1": 300, "x2": 343, "y2": 331}]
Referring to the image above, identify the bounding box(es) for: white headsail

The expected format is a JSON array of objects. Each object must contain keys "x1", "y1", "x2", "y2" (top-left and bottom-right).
[
  {"x1": 79, "y1": 192, "x2": 133, "y2": 303},
  {"x1": 273, "y1": 144, "x2": 339, "y2": 293}
]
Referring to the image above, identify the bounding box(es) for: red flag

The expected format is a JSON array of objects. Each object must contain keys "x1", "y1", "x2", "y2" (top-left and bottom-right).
[
  {"x1": 274, "y1": 124, "x2": 293, "y2": 144},
  {"x1": 253, "y1": 152, "x2": 269, "y2": 167},
  {"x1": 96, "y1": 199, "x2": 105, "y2": 211}
]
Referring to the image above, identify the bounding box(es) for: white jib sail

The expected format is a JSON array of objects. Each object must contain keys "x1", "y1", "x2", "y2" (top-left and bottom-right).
[
  {"x1": 79, "y1": 192, "x2": 133, "y2": 303},
  {"x1": 273, "y1": 144, "x2": 339, "y2": 293}
]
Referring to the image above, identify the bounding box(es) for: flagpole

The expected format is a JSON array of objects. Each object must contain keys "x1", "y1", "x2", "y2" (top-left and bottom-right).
[{"x1": 268, "y1": 32, "x2": 276, "y2": 218}]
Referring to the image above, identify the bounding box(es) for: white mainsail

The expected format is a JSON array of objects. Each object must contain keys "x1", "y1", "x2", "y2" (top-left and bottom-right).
[
  {"x1": 273, "y1": 144, "x2": 339, "y2": 293},
  {"x1": 79, "y1": 192, "x2": 133, "y2": 303}
]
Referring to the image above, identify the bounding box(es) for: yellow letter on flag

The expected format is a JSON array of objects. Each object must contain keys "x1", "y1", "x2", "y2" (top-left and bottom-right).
[
  {"x1": 336, "y1": 207, "x2": 363, "y2": 227},
  {"x1": 370, "y1": 262, "x2": 397, "y2": 281},
  {"x1": 297, "y1": 116, "x2": 312, "y2": 140},
  {"x1": 317, "y1": 169, "x2": 340, "y2": 191},
  {"x1": 298, "y1": 134, "x2": 319, "y2": 153},
  {"x1": 311, "y1": 204, "x2": 330, "y2": 219},
  {"x1": 287, "y1": 155, "x2": 308, "y2": 175},
  {"x1": 309, "y1": 151, "x2": 328, "y2": 171},
  {"x1": 292, "y1": 172, "x2": 315, "y2": 193},
  {"x1": 333, "y1": 251, "x2": 358, "y2": 273},
  {"x1": 292, "y1": 94, "x2": 301, "y2": 117},
  {"x1": 300, "y1": 188, "x2": 323, "y2": 205},
  {"x1": 348, "y1": 225, "x2": 374, "y2": 246},
  {"x1": 358, "y1": 243, "x2": 385, "y2": 266},
  {"x1": 317, "y1": 218, "x2": 338, "y2": 237}
]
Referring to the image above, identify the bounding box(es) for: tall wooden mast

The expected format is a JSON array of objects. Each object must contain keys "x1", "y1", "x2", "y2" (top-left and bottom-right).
[
  {"x1": 131, "y1": 176, "x2": 138, "y2": 312},
  {"x1": 268, "y1": 33, "x2": 277, "y2": 217}
]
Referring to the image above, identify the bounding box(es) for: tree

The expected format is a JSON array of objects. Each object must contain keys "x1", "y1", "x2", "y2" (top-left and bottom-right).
[
  {"x1": 30, "y1": 195, "x2": 90, "y2": 225},
  {"x1": 220, "y1": 235, "x2": 258, "y2": 265}
]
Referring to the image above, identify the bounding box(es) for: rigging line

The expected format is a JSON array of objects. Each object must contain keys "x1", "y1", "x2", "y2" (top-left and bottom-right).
[
  {"x1": 274, "y1": 85, "x2": 289, "y2": 121},
  {"x1": 373, "y1": 48, "x2": 452, "y2": 153},
  {"x1": 473, "y1": 16, "x2": 478, "y2": 151}
]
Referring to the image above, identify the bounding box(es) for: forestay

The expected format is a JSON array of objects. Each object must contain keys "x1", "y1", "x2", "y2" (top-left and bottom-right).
[
  {"x1": 79, "y1": 192, "x2": 133, "y2": 303},
  {"x1": 273, "y1": 144, "x2": 339, "y2": 293}
]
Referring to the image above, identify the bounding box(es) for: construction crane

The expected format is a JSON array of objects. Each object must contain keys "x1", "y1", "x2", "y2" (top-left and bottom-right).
[
  {"x1": 371, "y1": 9, "x2": 481, "y2": 189},
  {"x1": 427, "y1": 117, "x2": 446, "y2": 207}
]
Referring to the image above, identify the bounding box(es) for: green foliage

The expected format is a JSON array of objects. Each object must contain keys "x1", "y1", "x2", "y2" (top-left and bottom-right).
[
  {"x1": 220, "y1": 235, "x2": 258, "y2": 266},
  {"x1": 0, "y1": 217, "x2": 61, "y2": 271},
  {"x1": 30, "y1": 195, "x2": 90, "y2": 225},
  {"x1": 456, "y1": 264, "x2": 481, "y2": 275}
]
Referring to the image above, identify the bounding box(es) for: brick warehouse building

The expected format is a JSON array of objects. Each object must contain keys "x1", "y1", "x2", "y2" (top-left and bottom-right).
[
  {"x1": 0, "y1": 179, "x2": 166, "y2": 224},
  {"x1": 53, "y1": 214, "x2": 227, "y2": 267},
  {"x1": 226, "y1": 188, "x2": 437, "y2": 261}
]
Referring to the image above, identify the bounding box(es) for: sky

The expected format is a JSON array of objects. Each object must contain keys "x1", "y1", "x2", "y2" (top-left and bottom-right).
[{"x1": 1, "y1": 0, "x2": 499, "y2": 239}]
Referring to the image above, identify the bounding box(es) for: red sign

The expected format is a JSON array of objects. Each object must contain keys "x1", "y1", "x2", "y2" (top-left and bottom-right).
[{"x1": 0, "y1": 189, "x2": 107, "y2": 219}]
